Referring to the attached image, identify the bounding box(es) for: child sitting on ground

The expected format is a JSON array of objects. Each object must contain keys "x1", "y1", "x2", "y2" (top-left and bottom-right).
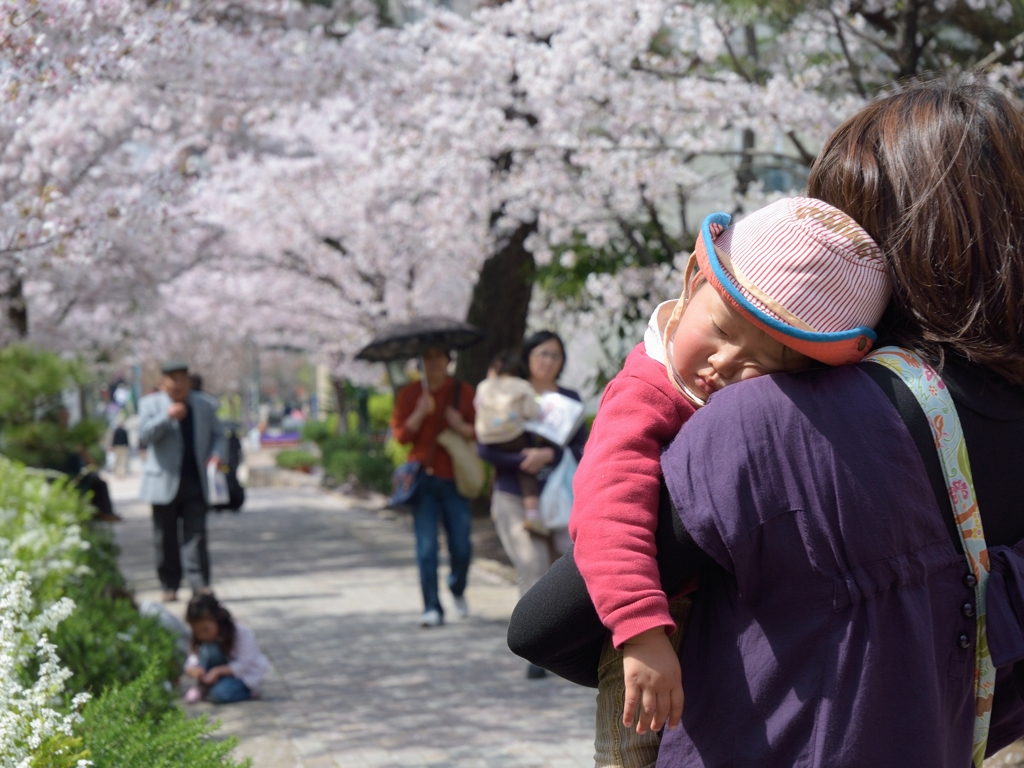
[
  {"x1": 183, "y1": 593, "x2": 269, "y2": 704},
  {"x1": 474, "y1": 351, "x2": 546, "y2": 532},
  {"x1": 569, "y1": 197, "x2": 891, "y2": 767}
]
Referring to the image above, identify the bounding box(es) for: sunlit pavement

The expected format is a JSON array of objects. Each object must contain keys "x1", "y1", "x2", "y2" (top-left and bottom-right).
[{"x1": 106, "y1": 467, "x2": 596, "y2": 768}]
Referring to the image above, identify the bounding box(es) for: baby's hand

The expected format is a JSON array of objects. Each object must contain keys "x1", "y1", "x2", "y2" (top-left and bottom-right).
[{"x1": 621, "y1": 627, "x2": 683, "y2": 735}]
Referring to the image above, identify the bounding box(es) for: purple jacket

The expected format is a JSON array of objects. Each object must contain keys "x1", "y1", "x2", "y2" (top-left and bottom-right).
[{"x1": 657, "y1": 365, "x2": 1024, "y2": 768}]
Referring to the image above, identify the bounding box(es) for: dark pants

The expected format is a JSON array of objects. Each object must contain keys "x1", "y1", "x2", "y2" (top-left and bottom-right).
[
  {"x1": 74, "y1": 472, "x2": 115, "y2": 518},
  {"x1": 412, "y1": 475, "x2": 472, "y2": 615},
  {"x1": 152, "y1": 484, "x2": 209, "y2": 592},
  {"x1": 197, "y1": 642, "x2": 251, "y2": 704},
  {"x1": 89, "y1": 479, "x2": 114, "y2": 520},
  {"x1": 488, "y1": 435, "x2": 539, "y2": 504}
]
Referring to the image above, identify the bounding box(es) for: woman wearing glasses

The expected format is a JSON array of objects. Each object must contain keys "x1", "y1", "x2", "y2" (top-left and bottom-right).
[{"x1": 478, "y1": 330, "x2": 588, "y2": 678}]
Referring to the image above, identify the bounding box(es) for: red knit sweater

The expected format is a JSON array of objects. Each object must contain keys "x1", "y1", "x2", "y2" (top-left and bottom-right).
[{"x1": 569, "y1": 343, "x2": 696, "y2": 647}]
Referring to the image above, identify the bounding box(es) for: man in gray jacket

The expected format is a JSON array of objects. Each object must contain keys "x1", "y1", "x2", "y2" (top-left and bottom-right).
[{"x1": 138, "y1": 361, "x2": 226, "y2": 602}]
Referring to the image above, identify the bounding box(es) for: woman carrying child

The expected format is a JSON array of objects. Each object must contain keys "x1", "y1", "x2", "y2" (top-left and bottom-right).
[
  {"x1": 566, "y1": 196, "x2": 889, "y2": 767},
  {"x1": 477, "y1": 330, "x2": 587, "y2": 678},
  {"x1": 511, "y1": 76, "x2": 1024, "y2": 767},
  {"x1": 183, "y1": 593, "x2": 268, "y2": 704}
]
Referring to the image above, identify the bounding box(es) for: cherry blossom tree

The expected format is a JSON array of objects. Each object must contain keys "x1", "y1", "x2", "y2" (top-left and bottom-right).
[
  {"x1": 7, "y1": 0, "x2": 1024, "y2": 393},
  {"x1": 188, "y1": 0, "x2": 1024, "y2": 388},
  {"x1": 0, "y1": 0, "x2": 361, "y2": 345}
]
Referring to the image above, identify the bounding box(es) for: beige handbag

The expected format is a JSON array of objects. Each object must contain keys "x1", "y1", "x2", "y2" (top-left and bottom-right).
[
  {"x1": 435, "y1": 379, "x2": 486, "y2": 499},
  {"x1": 436, "y1": 428, "x2": 486, "y2": 499}
]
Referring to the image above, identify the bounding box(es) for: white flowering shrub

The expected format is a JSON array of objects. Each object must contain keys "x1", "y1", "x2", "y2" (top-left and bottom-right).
[
  {"x1": 0, "y1": 563, "x2": 91, "y2": 768},
  {"x1": 0, "y1": 460, "x2": 91, "y2": 601}
]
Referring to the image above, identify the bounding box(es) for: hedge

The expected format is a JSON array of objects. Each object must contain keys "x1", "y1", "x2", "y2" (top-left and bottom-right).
[{"x1": 0, "y1": 458, "x2": 248, "y2": 768}]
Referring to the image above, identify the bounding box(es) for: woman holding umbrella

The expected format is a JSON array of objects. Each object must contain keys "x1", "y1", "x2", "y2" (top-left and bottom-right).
[{"x1": 390, "y1": 346, "x2": 477, "y2": 628}]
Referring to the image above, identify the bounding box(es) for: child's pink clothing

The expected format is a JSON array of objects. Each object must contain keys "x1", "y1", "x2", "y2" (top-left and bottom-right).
[{"x1": 569, "y1": 340, "x2": 696, "y2": 648}]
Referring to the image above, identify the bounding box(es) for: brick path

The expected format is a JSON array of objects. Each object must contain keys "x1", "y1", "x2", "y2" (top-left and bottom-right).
[{"x1": 110, "y1": 477, "x2": 596, "y2": 768}]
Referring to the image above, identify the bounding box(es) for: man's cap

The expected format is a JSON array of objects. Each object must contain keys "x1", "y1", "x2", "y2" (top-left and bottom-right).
[
  {"x1": 160, "y1": 360, "x2": 190, "y2": 375},
  {"x1": 692, "y1": 197, "x2": 891, "y2": 366}
]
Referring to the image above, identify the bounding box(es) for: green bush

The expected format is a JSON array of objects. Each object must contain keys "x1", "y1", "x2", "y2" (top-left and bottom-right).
[
  {"x1": 320, "y1": 433, "x2": 392, "y2": 493},
  {"x1": 275, "y1": 449, "x2": 319, "y2": 471},
  {"x1": 52, "y1": 574, "x2": 181, "y2": 711},
  {"x1": 383, "y1": 436, "x2": 411, "y2": 467},
  {"x1": 0, "y1": 457, "x2": 241, "y2": 767},
  {"x1": 79, "y1": 665, "x2": 251, "y2": 768},
  {"x1": 300, "y1": 417, "x2": 335, "y2": 443},
  {"x1": 0, "y1": 345, "x2": 106, "y2": 472},
  {"x1": 0, "y1": 345, "x2": 87, "y2": 426},
  {"x1": 367, "y1": 393, "x2": 394, "y2": 433},
  {"x1": 30, "y1": 734, "x2": 91, "y2": 768},
  {"x1": 318, "y1": 431, "x2": 369, "y2": 455},
  {"x1": 303, "y1": 404, "x2": 396, "y2": 493},
  {"x1": 0, "y1": 461, "x2": 91, "y2": 602}
]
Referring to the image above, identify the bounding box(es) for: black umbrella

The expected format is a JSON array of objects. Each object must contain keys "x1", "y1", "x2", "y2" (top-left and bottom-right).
[{"x1": 354, "y1": 316, "x2": 482, "y2": 363}]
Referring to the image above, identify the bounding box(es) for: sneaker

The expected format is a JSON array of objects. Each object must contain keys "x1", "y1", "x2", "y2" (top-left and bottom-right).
[
  {"x1": 161, "y1": 590, "x2": 178, "y2": 603},
  {"x1": 420, "y1": 609, "x2": 442, "y2": 628},
  {"x1": 453, "y1": 594, "x2": 469, "y2": 619},
  {"x1": 184, "y1": 686, "x2": 203, "y2": 704},
  {"x1": 522, "y1": 515, "x2": 549, "y2": 536}
]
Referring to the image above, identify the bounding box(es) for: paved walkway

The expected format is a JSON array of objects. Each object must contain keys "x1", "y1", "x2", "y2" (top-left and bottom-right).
[{"x1": 109, "y1": 474, "x2": 596, "y2": 768}]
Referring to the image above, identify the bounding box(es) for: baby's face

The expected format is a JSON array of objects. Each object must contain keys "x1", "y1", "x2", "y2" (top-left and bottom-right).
[{"x1": 671, "y1": 281, "x2": 810, "y2": 403}]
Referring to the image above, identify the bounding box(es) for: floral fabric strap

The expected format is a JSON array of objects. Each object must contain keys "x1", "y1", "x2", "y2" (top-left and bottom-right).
[{"x1": 867, "y1": 347, "x2": 994, "y2": 767}]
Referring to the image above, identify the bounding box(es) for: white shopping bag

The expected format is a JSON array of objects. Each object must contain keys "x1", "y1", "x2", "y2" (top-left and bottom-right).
[
  {"x1": 538, "y1": 450, "x2": 577, "y2": 531},
  {"x1": 523, "y1": 392, "x2": 587, "y2": 446},
  {"x1": 206, "y1": 463, "x2": 230, "y2": 507}
]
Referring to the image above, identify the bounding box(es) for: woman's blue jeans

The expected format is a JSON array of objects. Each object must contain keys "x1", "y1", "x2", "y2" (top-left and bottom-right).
[
  {"x1": 198, "y1": 642, "x2": 251, "y2": 704},
  {"x1": 412, "y1": 475, "x2": 472, "y2": 617}
]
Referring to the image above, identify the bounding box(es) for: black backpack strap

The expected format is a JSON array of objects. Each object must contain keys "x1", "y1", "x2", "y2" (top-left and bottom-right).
[{"x1": 858, "y1": 361, "x2": 962, "y2": 554}]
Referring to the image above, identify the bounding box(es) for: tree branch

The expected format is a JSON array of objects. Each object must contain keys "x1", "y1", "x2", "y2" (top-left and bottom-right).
[
  {"x1": 630, "y1": 57, "x2": 703, "y2": 80},
  {"x1": 716, "y1": 20, "x2": 756, "y2": 84},
  {"x1": 784, "y1": 131, "x2": 816, "y2": 168},
  {"x1": 676, "y1": 185, "x2": 690, "y2": 240},
  {"x1": 321, "y1": 236, "x2": 348, "y2": 254},
  {"x1": 838, "y1": 22, "x2": 901, "y2": 64},
  {"x1": 615, "y1": 217, "x2": 656, "y2": 267},
  {"x1": 641, "y1": 188, "x2": 676, "y2": 256},
  {"x1": 974, "y1": 28, "x2": 1024, "y2": 71},
  {"x1": 897, "y1": 0, "x2": 923, "y2": 78},
  {"x1": 832, "y1": 12, "x2": 868, "y2": 98}
]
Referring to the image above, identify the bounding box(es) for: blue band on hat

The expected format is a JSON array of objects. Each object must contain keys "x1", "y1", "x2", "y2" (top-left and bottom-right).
[{"x1": 700, "y1": 213, "x2": 878, "y2": 345}]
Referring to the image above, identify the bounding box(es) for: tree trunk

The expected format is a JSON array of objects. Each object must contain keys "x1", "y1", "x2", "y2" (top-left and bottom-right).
[
  {"x1": 2, "y1": 275, "x2": 28, "y2": 339},
  {"x1": 735, "y1": 127, "x2": 757, "y2": 203},
  {"x1": 331, "y1": 376, "x2": 347, "y2": 434},
  {"x1": 457, "y1": 221, "x2": 537, "y2": 387},
  {"x1": 732, "y1": 24, "x2": 759, "y2": 209}
]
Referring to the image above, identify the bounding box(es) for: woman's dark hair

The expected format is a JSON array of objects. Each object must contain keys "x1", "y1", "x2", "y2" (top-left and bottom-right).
[
  {"x1": 808, "y1": 75, "x2": 1024, "y2": 385},
  {"x1": 522, "y1": 330, "x2": 566, "y2": 380},
  {"x1": 186, "y1": 593, "x2": 236, "y2": 657},
  {"x1": 489, "y1": 350, "x2": 527, "y2": 379}
]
